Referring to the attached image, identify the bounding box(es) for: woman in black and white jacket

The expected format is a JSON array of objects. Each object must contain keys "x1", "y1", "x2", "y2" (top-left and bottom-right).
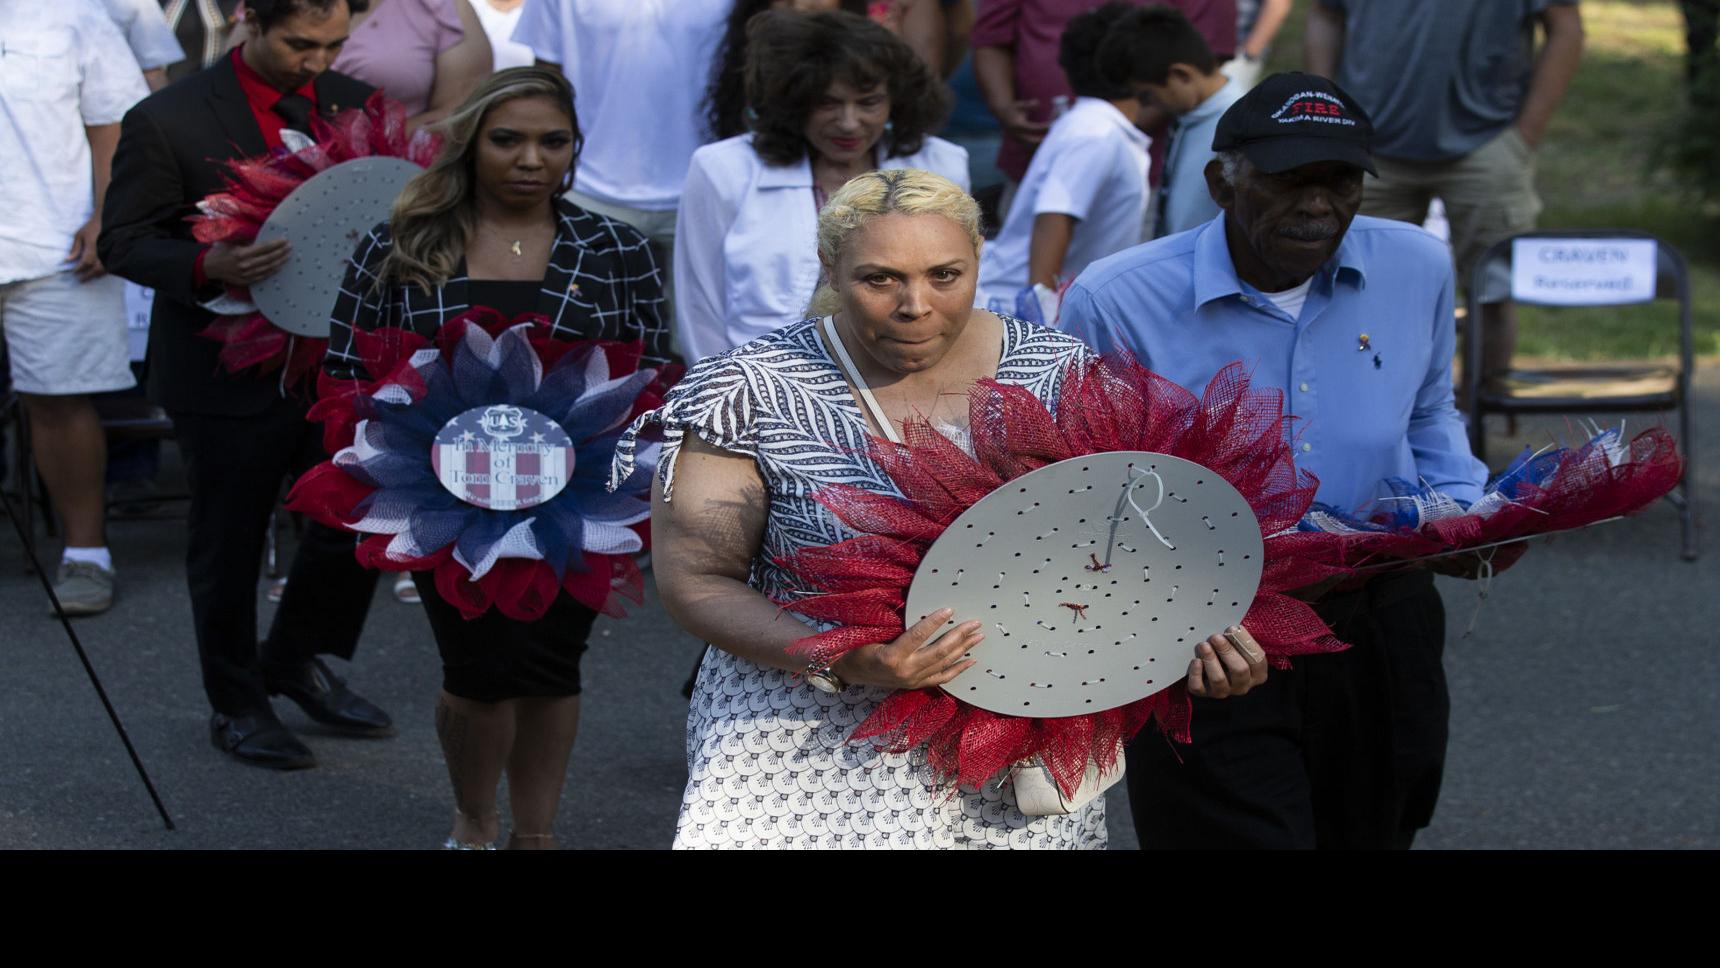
[{"x1": 325, "y1": 67, "x2": 667, "y2": 850}]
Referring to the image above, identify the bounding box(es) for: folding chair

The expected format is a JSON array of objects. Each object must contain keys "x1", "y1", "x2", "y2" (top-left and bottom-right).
[{"x1": 1464, "y1": 229, "x2": 1698, "y2": 560}]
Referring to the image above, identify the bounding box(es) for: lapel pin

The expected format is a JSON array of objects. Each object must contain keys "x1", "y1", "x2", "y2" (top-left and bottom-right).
[{"x1": 1357, "y1": 332, "x2": 1371, "y2": 351}]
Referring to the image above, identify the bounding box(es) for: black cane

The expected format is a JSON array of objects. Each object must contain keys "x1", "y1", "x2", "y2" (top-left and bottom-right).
[{"x1": 0, "y1": 485, "x2": 175, "y2": 831}]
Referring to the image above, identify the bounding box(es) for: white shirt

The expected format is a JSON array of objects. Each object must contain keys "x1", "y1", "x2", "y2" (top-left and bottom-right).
[
  {"x1": 976, "y1": 97, "x2": 1150, "y2": 310},
  {"x1": 470, "y1": 0, "x2": 534, "y2": 71},
  {"x1": 98, "y1": 0, "x2": 186, "y2": 71},
  {"x1": 1260, "y1": 276, "x2": 1313, "y2": 321},
  {"x1": 674, "y1": 133, "x2": 971, "y2": 363},
  {"x1": 513, "y1": 0, "x2": 728, "y2": 210},
  {"x1": 0, "y1": 0, "x2": 149, "y2": 285}
]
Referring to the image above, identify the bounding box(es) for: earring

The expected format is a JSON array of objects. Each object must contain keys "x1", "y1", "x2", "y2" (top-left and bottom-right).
[{"x1": 559, "y1": 167, "x2": 575, "y2": 193}]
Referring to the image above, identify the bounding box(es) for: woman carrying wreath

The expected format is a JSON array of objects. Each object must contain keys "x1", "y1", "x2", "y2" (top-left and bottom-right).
[
  {"x1": 617, "y1": 168, "x2": 1267, "y2": 849},
  {"x1": 323, "y1": 67, "x2": 669, "y2": 849}
]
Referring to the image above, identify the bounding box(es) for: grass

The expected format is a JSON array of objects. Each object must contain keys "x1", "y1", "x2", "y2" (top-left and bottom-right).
[{"x1": 1267, "y1": 0, "x2": 1717, "y2": 360}]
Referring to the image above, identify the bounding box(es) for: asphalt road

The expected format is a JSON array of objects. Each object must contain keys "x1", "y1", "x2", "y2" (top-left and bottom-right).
[{"x1": 3, "y1": 369, "x2": 1715, "y2": 850}]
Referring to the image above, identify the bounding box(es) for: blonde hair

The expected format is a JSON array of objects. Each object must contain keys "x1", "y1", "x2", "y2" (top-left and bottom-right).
[
  {"x1": 382, "y1": 67, "x2": 582, "y2": 292},
  {"x1": 808, "y1": 168, "x2": 983, "y2": 317}
]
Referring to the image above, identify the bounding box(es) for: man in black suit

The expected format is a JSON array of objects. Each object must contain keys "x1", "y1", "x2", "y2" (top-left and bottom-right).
[{"x1": 99, "y1": 0, "x2": 390, "y2": 770}]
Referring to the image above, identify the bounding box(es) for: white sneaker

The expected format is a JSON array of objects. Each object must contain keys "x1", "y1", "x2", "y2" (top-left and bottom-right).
[{"x1": 53, "y1": 560, "x2": 115, "y2": 616}]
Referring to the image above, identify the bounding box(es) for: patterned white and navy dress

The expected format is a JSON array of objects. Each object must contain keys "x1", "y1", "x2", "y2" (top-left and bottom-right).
[{"x1": 613, "y1": 315, "x2": 1103, "y2": 849}]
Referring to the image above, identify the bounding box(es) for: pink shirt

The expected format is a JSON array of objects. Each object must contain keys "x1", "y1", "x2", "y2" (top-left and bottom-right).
[{"x1": 332, "y1": 0, "x2": 464, "y2": 116}]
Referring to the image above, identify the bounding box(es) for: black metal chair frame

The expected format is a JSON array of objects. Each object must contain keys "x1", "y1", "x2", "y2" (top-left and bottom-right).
[{"x1": 1463, "y1": 228, "x2": 1698, "y2": 560}]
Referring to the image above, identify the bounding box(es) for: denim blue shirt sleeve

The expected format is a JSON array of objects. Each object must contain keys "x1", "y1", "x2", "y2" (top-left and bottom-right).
[{"x1": 1061, "y1": 214, "x2": 1488, "y2": 515}]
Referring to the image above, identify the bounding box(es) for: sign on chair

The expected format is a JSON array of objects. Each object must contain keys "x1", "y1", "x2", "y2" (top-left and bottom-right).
[{"x1": 1511, "y1": 238, "x2": 1658, "y2": 306}]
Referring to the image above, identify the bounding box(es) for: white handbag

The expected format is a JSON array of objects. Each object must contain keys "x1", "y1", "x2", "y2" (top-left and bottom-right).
[{"x1": 1009, "y1": 748, "x2": 1126, "y2": 817}]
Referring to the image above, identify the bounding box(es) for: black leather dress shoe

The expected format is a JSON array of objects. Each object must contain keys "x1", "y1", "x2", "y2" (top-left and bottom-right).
[
  {"x1": 210, "y1": 712, "x2": 316, "y2": 770},
  {"x1": 264, "y1": 658, "x2": 396, "y2": 737}
]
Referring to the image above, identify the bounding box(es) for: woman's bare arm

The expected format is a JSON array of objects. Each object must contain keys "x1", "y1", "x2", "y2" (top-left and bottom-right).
[
  {"x1": 650, "y1": 435, "x2": 813, "y2": 674},
  {"x1": 651, "y1": 435, "x2": 983, "y2": 688},
  {"x1": 410, "y1": 0, "x2": 493, "y2": 133}
]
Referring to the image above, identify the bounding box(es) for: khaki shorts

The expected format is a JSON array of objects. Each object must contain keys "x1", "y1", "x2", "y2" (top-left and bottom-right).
[
  {"x1": 1360, "y1": 126, "x2": 1542, "y2": 298},
  {"x1": 0, "y1": 270, "x2": 135, "y2": 396}
]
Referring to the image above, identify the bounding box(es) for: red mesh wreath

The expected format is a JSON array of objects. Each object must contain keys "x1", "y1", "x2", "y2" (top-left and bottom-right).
[
  {"x1": 1313, "y1": 426, "x2": 1683, "y2": 575},
  {"x1": 773, "y1": 356, "x2": 1358, "y2": 797},
  {"x1": 191, "y1": 92, "x2": 442, "y2": 390}
]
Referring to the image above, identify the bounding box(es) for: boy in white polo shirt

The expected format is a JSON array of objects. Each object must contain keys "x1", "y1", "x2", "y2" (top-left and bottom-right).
[
  {"x1": 1110, "y1": 5, "x2": 1246, "y2": 239},
  {"x1": 975, "y1": 2, "x2": 1151, "y2": 321}
]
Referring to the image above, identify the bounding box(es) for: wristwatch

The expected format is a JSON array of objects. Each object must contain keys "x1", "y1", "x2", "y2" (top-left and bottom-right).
[{"x1": 804, "y1": 661, "x2": 847, "y2": 694}]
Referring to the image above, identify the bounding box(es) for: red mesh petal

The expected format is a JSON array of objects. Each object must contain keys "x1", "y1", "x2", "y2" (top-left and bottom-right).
[
  {"x1": 562, "y1": 551, "x2": 646, "y2": 618},
  {"x1": 481, "y1": 558, "x2": 562, "y2": 622},
  {"x1": 435, "y1": 560, "x2": 493, "y2": 621},
  {"x1": 353, "y1": 536, "x2": 451, "y2": 573},
  {"x1": 283, "y1": 461, "x2": 375, "y2": 528}
]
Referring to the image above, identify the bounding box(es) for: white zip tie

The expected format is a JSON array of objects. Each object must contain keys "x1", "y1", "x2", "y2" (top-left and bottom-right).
[
  {"x1": 1461, "y1": 545, "x2": 1500, "y2": 640},
  {"x1": 1124, "y1": 467, "x2": 1176, "y2": 551},
  {"x1": 278, "y1": 335, "x2": 297, "y2": 397}
]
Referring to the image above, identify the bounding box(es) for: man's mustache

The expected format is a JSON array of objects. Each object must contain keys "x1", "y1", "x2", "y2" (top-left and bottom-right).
[{"x1": 1278, "y1": 220, "x2": 1339, "y2": 242}]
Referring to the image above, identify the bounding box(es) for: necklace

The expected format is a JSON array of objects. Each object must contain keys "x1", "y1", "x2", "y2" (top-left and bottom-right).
[{"x1": 478, "y1": 219, "x2": 549, "y2": 260}]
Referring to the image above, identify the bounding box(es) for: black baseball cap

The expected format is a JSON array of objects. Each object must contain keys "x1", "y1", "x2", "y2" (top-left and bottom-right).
[{"x1": 1212, "y1": 72, "x2": 1376, "y2": 176}]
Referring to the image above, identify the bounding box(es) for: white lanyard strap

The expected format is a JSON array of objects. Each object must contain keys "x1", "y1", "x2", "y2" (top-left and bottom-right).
[{"x1": 821, "y1": 315, "x2": 902, "y2": 444}]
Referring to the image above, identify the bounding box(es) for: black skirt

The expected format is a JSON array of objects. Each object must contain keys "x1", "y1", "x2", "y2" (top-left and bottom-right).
[{"x1": 412, "y1": 572, "x2": 597, "y2": 702}]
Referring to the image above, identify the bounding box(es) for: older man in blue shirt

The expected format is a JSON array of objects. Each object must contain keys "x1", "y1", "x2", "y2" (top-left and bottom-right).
[{"x1": 1062, "y1": 72, "x2": 1488, "y2": 850}]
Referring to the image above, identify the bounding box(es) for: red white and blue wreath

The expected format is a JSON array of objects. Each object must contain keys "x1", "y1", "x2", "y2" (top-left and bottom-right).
[{"x1": 288, "y1": 309, "x2": 674, "y2": 620}]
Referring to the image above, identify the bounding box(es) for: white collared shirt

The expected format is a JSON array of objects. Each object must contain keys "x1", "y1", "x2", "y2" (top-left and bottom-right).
[
  {"x1": 673, "y1": 133, "x2": 971, "y2": 364},
  {"x1": 512, "y1": 0, "x2": 729, "y2": 211},
  {"x1": 976, "y1": 97, "x2": 1150, "y2": 310},
  {"x1": 98, "y1": 0, "x2": 186, "y2": 71},
  {"x1": 0, "y1": 0, "x2": 148, "y2": 285}
]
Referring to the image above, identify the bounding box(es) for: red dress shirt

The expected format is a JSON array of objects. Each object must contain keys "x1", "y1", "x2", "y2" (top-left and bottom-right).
[
  {"x1": 195, "y1": 47, "x2": 322, "y2": 286},
  {"x1": 230, "y1": 45, "x2": 320, "y2": 151}
]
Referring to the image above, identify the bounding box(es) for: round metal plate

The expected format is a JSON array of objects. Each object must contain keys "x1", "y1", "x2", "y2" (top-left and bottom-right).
[
  {"x1": 431, "y1": 405, "x2": 575, "y2": 511},
  {"x1": 249, "y1": 157, "x2": 422, "y2": 338},
  {"x1": 904, "y1": 452, "x2": 1264, "y2": 718}
]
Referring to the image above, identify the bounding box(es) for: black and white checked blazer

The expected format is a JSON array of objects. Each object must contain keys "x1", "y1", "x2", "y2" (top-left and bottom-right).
[{"x1": 325, "y1": 198, "x2": 669, "y2": 382}]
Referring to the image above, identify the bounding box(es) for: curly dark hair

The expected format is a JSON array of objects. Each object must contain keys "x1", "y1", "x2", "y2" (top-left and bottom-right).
[
  {"x1": 705, "y1": 0, "x2": 870, "y2": 142},
  {"x1": 744, "y1": 10, "x2": 951, "y2": 167},
  {"x1": 246, "y1": 0, "x2": 371, "y2": 33},
  {"x1": 1060, "y1": 2, "x2": 1138, "y2": 100}
]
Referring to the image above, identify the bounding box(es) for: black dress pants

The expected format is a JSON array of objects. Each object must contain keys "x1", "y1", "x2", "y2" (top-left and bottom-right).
[
  {"x1": 1127, "y1": 570, "x2": 1450, "y2": 850},
  {"x1": 171, "y1": 400, "x2": 379, "y2": 715}
]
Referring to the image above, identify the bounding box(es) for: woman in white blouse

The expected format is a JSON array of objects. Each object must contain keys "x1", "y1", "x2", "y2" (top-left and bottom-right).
[{"x1": 674, "y1": 9, "x2": 970, "y2": 364}]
